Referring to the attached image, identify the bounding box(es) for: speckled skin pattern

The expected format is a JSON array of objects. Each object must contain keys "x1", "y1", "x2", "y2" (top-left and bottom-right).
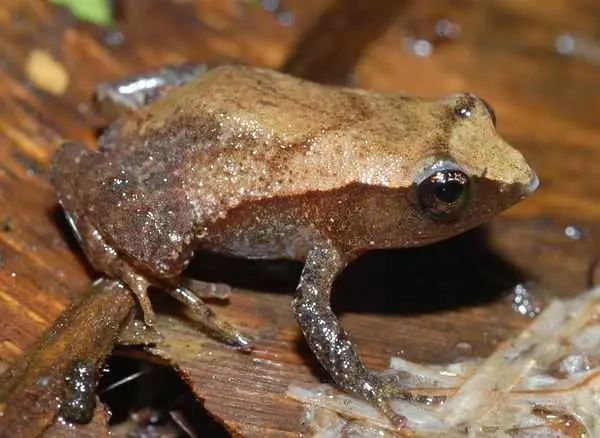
[{"x1": 51, "y1": 65, "x2": 538, "y2": 426}]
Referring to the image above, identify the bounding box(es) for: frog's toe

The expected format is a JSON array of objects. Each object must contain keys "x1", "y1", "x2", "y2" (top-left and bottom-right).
[
  {"x1": 368, "y1": 382, "x2": 410, "y2": 428},
  {"x1": 181, "y1": 277, "x2": 232, "y2": 300},
  {"x1": 388, "y1": 386, "x2": 445, "y2": 406},
  {"x1": 373, "y1": 381, "x2": 447, "y2": 429},
  {"x1": 101, "y1": 257, "x2": 249, "y2": 348},
  {"x1": 120, "y1": 268, "x2": 157, "y2": 326},
  {"x1": 376, "y1": 399, "x2": 407, "y2": 429},
  {"x1": 94, "y1": 63, "x2": 212, "y2": 117},
  {"x1": 167, "y1": 285, "x2": 253, "y2": 351}
]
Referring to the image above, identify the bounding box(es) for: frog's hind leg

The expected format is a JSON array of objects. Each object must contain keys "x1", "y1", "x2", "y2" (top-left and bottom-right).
[
  {"x1": 95, "y1": 63, "x2": 214, "y2": 117},
  {"x1": 166, "y1": 286, "x2": 252, "y2": 351},
  {"x1": 120, "y1": 264, "x2": 250, "y2": 350},
  {"x1": 55, "y1": 189, "x2": 248, "y2": 349},
  {"x1": 120, "y1": 268, "x2": 156, "y2": 325},
  {"x1": 64, "y1": 216, "x2": 160, "y2": 328},
  {"x1": 117, "y1": 260, "x2": 248, "y2": 349}
]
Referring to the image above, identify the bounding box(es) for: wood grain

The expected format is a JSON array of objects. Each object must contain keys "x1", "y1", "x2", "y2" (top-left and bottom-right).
[
  {"x1": 0, "y1": 280, "x2": 132, "y2": 437},
  {"x1": 0, "y1": 1, "x2": 599, "y2": 436}
]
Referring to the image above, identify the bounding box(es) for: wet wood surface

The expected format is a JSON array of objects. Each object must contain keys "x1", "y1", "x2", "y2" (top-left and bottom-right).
[
  {"x1": 0, "y1": 0, "x2": 599, "y2": 436},
  {"x1": 0, "y1": 279, "x2": 132, "y2": 437}
]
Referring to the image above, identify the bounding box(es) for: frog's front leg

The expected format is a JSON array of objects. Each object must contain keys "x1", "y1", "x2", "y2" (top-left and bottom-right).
[
  {"x1": 95, "y1": 63, "x2": 213, "y2": 116},
  {"x1": 292, "y1": 246, "x2": 414, "y2": 428}
]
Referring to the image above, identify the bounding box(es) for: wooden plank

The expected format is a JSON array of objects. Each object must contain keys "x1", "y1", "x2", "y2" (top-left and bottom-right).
[{"x1": 0, "y1": 0, "x2": 599, "y2": 436}]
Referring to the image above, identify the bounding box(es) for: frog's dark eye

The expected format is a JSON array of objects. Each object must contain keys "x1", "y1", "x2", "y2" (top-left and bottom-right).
[
  {"x1": 417, "y1": 167, "x2": 470, "y2": 221},
  {"x1": 479, "y1": 97, "x2": 497, "y2": 127}
]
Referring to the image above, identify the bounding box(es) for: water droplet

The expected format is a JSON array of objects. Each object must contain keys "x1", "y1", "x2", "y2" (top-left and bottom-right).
[
  {"x1": 105, "y1": 30, "x2": 125, "y2": 46},
  {"x1": 564, "y1": 225, "x2": 583, "y2": 240},
  {"x1": 413, "y1": 39, "x2": 433, "y2": 57},
  {"x1": 60, "y1": 360, "x2": 98, "y2": 424},
  {"x1": 511, "y1": 283, "x2": 541, "y2": 318},
  {"x1": 555, "y1": 33, "x2": 575, "y2": 54},
  {"x1": 454, "y1": 341, "x2": 472, "y2": 357},
  {"x1": 559, "y1": 353, "x2": 590, "y2": 376},
  {"x1": 402, "y1": 36, "x2": 433, "y2": 57},
  {"x1": 434, "y1": 19, "x2": 460, "y2": 40},
  {"x1": 261, "y1": 0, "x2": 279, "y2": 12},
  {"x1": 276, "y1": 10, "x2": 295, "y2": 27}
]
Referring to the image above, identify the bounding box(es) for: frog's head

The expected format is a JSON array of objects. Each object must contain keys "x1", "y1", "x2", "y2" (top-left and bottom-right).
[{"x1": 400, "y1": 92, "x2": 538, "y2": 245}]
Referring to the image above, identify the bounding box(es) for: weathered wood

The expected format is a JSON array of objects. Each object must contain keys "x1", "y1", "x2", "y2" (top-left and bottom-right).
[
  {"x1": 281, "y1": 0, "x2": 411, "y2": 84},
  {"x1": 0, "y1": 280, "x2": 133, "y2": 437},
  {"x1": 0, "y1": 0, "x2": 599, "y2": 437}
]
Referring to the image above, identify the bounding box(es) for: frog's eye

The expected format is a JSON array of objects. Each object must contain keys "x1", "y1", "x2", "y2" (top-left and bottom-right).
[{"x1": 417, "y1": 166, "x2": 470, "y2": 221}]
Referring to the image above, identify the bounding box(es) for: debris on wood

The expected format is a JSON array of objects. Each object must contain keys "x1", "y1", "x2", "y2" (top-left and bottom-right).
[
  {"x1": 0, "y1": 280, "x2": 134, "y2": 438},
  {"x1": 288, "y1": 285, "x2": 600, "y2": 437},
  {"x1": 24, "y1": 49, "x2": 70, "y2": 96}
]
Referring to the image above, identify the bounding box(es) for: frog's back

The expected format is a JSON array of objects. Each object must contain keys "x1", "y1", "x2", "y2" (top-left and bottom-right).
[
  {"x1": 101, "y1": 65, "x2": 365, "y2": 158},
  {"x1": 98, "y1": 66, "x2": 431, "y2": 224},
  {"x1": 124, "y1": 64, "x2": 361, "y2": 141}
]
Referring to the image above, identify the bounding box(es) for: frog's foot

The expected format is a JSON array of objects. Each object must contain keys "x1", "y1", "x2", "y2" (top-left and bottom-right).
[
  {"x1": 60, "y1": 208, "x2": 159, "y2": 327},
  {"x1": 181, "y1": 277, "x2": 232, "y2": 300},
  {"x1": 121, "y1": 265, "x2": 251, "y2": 350},
  {"x1": 368, "y1": 378, "x2": 447, "y2": 428},
  {"x1": 95, "y1": 63, "x2": 213, "y2": 116},
  {"x1": 118, "y1": 264, "x2": 250, "y2": 349},
  {"x1": 167, "y1": 286, "x2": 252, "y2": 351},
  {"x1": 121, "y1": 267, "x2": 156, "y2": 325},
  {"x1": 57, "y1": 201, "x2": 249, "y2": 349},
  {"x1": 375, "y1": 398, "x2": 407, "y2": 429}
]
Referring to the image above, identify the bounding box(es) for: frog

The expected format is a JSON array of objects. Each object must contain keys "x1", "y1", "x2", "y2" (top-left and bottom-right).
[{"x1": 51, "y1": 64, "x2": 539, "y2": 427}]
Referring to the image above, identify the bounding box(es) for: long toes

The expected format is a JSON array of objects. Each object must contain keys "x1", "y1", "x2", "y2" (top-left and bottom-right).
[
  {"x1": 182, "y1": 277, "x2": 232, "y2": 300},
  {"x1": 374, "y1": 383, "x2": 446, "y2": 429},
  {"x1": 381, "y1": 384, "x2": 446, "y2": 405},
  {"x1": 217, "y1": 325, "x2": 253, "y2": 351},
  {"x1": 375, "y1": 397, "x2": 407, "y2": 429},
  {"x1": 169, "y1": 286, "x2": 253, "y2": 351},
  {"x1": 200, "y1": 311, "x2": 253, "y2": 351}
]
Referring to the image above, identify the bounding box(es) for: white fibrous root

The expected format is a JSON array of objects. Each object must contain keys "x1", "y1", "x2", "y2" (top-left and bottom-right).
[{"x1": 287, "y1": 286, "x2": 600, "y2": 437}]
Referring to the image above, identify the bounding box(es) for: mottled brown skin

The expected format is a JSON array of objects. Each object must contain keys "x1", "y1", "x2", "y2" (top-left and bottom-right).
[{"x1": 51, "y1": 65, "x2": 538, "y2": 427}]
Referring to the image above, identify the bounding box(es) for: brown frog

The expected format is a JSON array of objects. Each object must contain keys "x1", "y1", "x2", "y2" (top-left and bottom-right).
[{"x1": 51, "y1": 64, "x2": 538, "y2": 426}]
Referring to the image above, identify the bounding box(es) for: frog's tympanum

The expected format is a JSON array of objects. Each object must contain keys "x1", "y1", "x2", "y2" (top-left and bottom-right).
[{"x1": 52, "y1": 65, "x2": 538, "y2": 426}]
